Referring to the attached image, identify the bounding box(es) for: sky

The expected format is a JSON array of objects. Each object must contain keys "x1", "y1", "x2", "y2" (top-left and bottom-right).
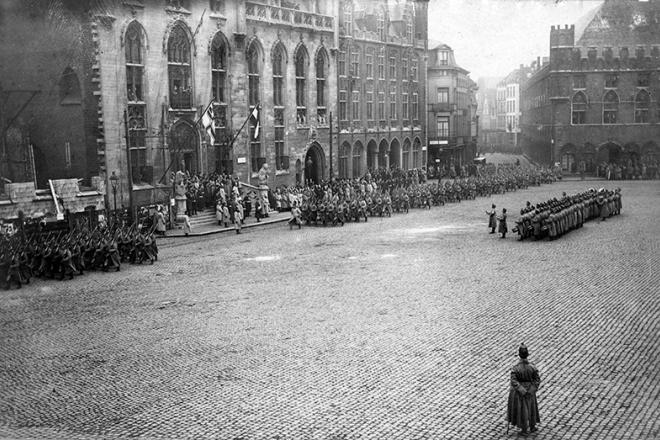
[{"x1": 428, "y1": 0, "x2": 604, "y2": 80}]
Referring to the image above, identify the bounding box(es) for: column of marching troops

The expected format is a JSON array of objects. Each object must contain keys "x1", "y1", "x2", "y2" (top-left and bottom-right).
[
  {"x1": 288, "y1": 166, "x2": 560, "y2": 228},
  {"x1": 0, "y1": 223, "x2": 159, "y2": 290},
  {"x1": 513, "y1": 188, "x2": 622, "y2": 241}
]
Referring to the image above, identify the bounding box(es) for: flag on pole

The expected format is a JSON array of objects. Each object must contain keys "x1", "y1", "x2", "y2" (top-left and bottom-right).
[
  {"x1": 251, "y1": 105, "x2": 260, "y2": 139},
  {"x1": 201, "y1": 102, "x2": 216, "y2": 144}
]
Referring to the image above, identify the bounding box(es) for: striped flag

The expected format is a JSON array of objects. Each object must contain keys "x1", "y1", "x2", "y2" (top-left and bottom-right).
[
  {"x1": 251, "y1": 105, "x2": 259, "y2": 139},
  {"x1": 201, "y1": 103, "x2": 216, "y2": 144}
]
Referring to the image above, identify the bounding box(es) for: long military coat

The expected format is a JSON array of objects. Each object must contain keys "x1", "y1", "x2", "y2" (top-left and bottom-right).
[{"x1": 507, "y1": 359, "x2": 541, "y2": 430}]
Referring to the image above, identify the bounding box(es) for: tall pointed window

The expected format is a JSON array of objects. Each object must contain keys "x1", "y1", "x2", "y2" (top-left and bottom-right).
[
  {"x1": 405, "y1": 9, "x2": 413, "y2": 44},
  {"x1": 295, "y1": 45, "x2": 308, "y2": 125},
  {"x1": 125, "y1": 23, "x2": 147, "y2": 182},
  {"x1": 635, "y1": 90, "x2": 650, "y2": 123},
  {"x1": 350, "y1": 47, "x2": 360, "y2": 78},
  {"x1": 366, "y1": 48, "x2": 374, "y2": 79},
  {"x1": 603, "y1": 90, "x2": 618, "y2": 124},
  {"x1": 211, "y1": 32, "x2": 228, "y2": 150},
  {"x1": 167, "y1": 23, "x2": 192, "y2": 109},
  {"x1": 353, "y1": 143, "x2": 362, "y2": 178},
  {"x1": 377, "y1": 8, "x2": 385, "y2": 41},
  {"x1": 247, "y1": 40, "x2": 262, "y2": 172},
  {"x1": 316, "y1": 48, "x2": 328, "y2": 125},
  {"x1": 412, "y1": 92, "x2": 418, "y2": 122},
  {"x1": 377, "y1": 48, "x2": 385, "y2": 79},
  {"x1": 343, "y1": 3, "x2": 353, "y2": 36},
  {"x1": 571, "y1": 92, "x2": 586, "y2": 125},
  {"x1": 272, "y1": 43, "x2": 287, "y2": 170}
]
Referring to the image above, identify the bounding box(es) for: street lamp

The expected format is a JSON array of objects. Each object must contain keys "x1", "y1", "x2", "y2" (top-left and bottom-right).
[{"x1": 109, "y1": 171, "x2": 119, "y2": 212}]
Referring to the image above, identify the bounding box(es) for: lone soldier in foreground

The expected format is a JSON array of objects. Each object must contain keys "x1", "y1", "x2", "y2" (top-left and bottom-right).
[{"x1": 507, "y1": 343, "x2": 541, "y2": 436}]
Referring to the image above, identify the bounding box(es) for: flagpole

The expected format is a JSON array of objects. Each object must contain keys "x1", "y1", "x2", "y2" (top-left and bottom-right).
[{"x1": 227, "y1": 103, "x2": 259, "y2": 150}]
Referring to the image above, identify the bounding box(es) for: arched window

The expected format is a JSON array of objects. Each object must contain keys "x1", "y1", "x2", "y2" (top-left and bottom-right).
[
  {"x1": 404, "y1": 8, "x2": 413, "y2": 44},
  {"x1": 402, "y1": 139, "x2": 411, "y2": 170},
  {"x1": 272, "y1": 43, "x2": 285, "y2": 108},
  {"x1": 635, "y1": 90, "x2": 650, "y2": 123},
  {"x1": 316, "y1": 48, "x2": 328, "y2": 125},
  {"x1": 377, "y1": 8, "x2": 385, "y2": 41},
  {"x1": 571, "y1": 92, "x2": 587, "y2": 125},
  {"x1": 247, "y1": 40, "x2": 262, "y2": 172},
  {"x1": 125, "y1": 22, "x2": 147, "y2": 182},
  {"x1": 273, "y1": 43, "x2": 287, "y2": 171},
  {"x1": 350, "y1": 46, "x2": 360, "y2": 78},
  {"x1": 412, "y1": 138, "x2": 421, "y2": 168},
  {"x1": 211, "y1": 32, "x2": 228, "y2": 151},
  {"x1": 343, "y1": 3, "x2": 353, "y2": 36},
  {"x1": 603, "y1": 90, "x2": 618, "y2": 124},
  {"x1": 339, "y1": 142, "x2": 351, "y2": 178},
  {"x1": 167, "y1": 23, "x2": 192, "y2": 109},
  {"x1": 353, "y1": 142, "x2": 363, "y2": 178},
  {"x1": 411, "y1": 55, "x2": 419, "y2": 82},
  {"x1": 295, "y1": 45, "x2": 308, "y2": 125}
]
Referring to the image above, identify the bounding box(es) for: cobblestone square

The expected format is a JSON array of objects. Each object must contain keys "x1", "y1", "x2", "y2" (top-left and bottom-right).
[{"x1": 1, "y1": 180, "x2": 659, "y2": 440}]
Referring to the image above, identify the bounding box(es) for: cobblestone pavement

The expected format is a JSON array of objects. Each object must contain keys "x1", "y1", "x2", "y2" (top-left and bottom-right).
[{"x1": 1, "y1": 180, "x2": 659, "y2": 440}]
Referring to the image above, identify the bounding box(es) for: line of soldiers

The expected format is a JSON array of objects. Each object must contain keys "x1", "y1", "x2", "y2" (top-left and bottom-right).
[
  {"x1": 513, "y1": 188, "x2": 622, "y2": 241},
  {"x1": 0, "y1": 222, "x2": 159, "y2": 290},
  {"x1": 289, "y1": 165, "x2": 559, "y2": 228}
]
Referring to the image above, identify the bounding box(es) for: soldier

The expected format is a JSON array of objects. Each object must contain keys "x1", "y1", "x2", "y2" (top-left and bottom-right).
[
  {"x1": 486, "y1": 204, "x2": 497, "y2": 234},
  {"x1": 507, "y1": 343, "x2": 541, "y2": 436},
  {"x1": 289, "y1": 202, "x2": 302, "y2": 230},
  {"x1": 498, "y1": 208, "x2": 508, "y2": 239}
]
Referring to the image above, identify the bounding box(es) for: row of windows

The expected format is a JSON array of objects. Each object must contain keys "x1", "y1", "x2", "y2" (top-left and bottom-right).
[
  {"x1": 126, "y1": 20, "x2": 333, "y2": 174},
  {"x1": 338, "y1": 46, "x2": 420, "y2": 81},
  {"x1": 572, "y1": 72, "x2": 652, "y2": 89},
  {"x1": 571, "y1": 90, "x2": 655, "y2": 124},
  {"x1": 337, "y1": 139, "x2": 424, "y2": 179}
]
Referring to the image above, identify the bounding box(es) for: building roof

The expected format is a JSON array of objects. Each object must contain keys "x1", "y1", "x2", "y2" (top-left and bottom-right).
[{"x1": 576, "y1": 0, "x2": 660, "y2": 48}]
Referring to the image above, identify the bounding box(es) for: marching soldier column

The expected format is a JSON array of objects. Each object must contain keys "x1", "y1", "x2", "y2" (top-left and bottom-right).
[{"x1": 0, "y1": 220, "x2": 160, "y2": 290}]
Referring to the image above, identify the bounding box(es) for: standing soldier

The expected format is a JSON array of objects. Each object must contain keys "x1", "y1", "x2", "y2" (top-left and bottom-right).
[
  {"x1": 498, "y1": 208, "x2": 508, "y2": 239},
  {"x1": 507, "y1": 343, "x2": 541, "y2": 436},
  {"x1": 486, "y1": 204, "x2": 497, "y2": 234}
]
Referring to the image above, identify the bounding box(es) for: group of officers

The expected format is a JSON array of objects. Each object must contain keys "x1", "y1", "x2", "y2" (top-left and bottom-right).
[
  {"x1": 0, "y1": 222, "x2": 159, "y2": 290},
  {"x1": 513, "y1": 188, "x2": 622, "y2": 241}
]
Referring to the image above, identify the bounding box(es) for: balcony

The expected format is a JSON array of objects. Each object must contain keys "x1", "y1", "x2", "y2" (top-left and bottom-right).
[
  {"x1": 429, "y1": 103, "x2": 457, "y2": 113},
  {"x1": 245, "y1": 2, "x2": 333, "y2": 32}
]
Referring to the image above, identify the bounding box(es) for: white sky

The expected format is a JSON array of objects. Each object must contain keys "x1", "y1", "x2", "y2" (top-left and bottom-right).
[{"x1": 428, "y1": 0, "x2": 604, "y2": 80}]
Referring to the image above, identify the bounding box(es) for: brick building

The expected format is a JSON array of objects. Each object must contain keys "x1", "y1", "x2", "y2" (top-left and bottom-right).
[
  {"x1": 426, "y1": 43, "x2": 478, "y2": 171},
  {"x1": 521, "y1": 0, "x2": 660, "y2": 173},
  {"x1": 335, "y1": 0, "x2": 428, "y2": 179},
  {"x1": 1, "y1": 0, "x2": 432, "y2": 219}
]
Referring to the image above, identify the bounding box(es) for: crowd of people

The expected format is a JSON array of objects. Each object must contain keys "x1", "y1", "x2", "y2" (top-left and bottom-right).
[
  {"x1": 0, "y1": 221, "x2": 159, "y2": 290},
  {"x1": 512, "y1": 188, "x2": 622, "y2": 241},
  {"x1": 285, "y1": 165, "x2": 561, "y2": 229},
  {"x1": 597, "y1": 157, "x2": 660, "y2": 180}
]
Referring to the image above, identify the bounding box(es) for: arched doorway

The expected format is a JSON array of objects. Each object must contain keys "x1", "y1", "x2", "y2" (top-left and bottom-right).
[
  {"x1": 560, "y1": 144, "x2": 576, "y2": 173},
  {"x1": 598, "y1": 142, "x2": 622, "y2": 164},
  {"x1": 378, "y1": 139, "x2": 389, "y2": 169},
  {"x1": 402, "y1": 138, "x2": 411, "y2": 170},
  {"x1": 389, "y1": 138, "x2": 401, "y2": 169},
  {"x1": 170, "y1": 121, "x2": 199, "y2": 174},
  {"x1": 304, "y1": 143, "x2": 324, "y2": 184},
  {"x1": 353, "y1": 140, "x2": 363, "y2": 178},
  {"x1": 413, "y1": 137, "x2": 422, "y2": 169},
  {"x1": 338, "y1": 142, "x2": 351, "y2": 179},
  {"x1": 367, "y1": 139, "x2": 378, "y2": 170}
]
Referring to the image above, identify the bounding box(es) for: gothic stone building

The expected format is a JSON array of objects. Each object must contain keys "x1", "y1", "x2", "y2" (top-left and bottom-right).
[
  {"x1": 521, "y1": 0, "x2": 660, "y2": 172},
  {"x1": 335, "y1": 0, "x2": 429, "y2": 179}
]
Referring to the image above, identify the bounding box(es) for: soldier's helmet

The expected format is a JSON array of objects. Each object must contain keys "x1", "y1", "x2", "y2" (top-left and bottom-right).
[{"x1": 518, "y1": 343, "x2": 529, "y2": 359}]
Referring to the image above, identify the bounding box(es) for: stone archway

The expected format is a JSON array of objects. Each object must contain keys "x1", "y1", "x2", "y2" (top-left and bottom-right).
[
  {"x1": 304, "y1": 143, "x2": 325, "y2": 184},
  {"x1": 378, "y1": 139, "x2": 389, "y2": 169},
  {"x1": 597, "y1": 142, "x2": 622, "y2": 164},
  {"x1": 169, "y1": 120, "x2": 200, "y2": 174},
  {"x1": 560, "y1": 143, "x2": 577, "y2": 173},
  {"x1": 389, "y1": 138, "x2": 401, "y2": 169},
  {"x1": 367, "y1": 139, "x2": 378, "y2": 170}
]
